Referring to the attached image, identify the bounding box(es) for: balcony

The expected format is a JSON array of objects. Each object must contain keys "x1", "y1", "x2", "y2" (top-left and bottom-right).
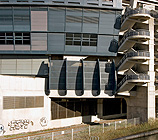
[
  {"x1": 117, "y1": 74, "x2": 150, "y2": 93},
  {"x1": 117, "y1": 51, "x2": 150, "y2": 73},
  {"x1": 118, "y1": 29, "x2": 150, "y2": 53},
  {"x1": 121, "y1": 8, "x2": 151, "y2": 32}
]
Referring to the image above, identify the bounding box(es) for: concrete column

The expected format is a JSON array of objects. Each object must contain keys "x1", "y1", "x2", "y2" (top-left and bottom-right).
[
  {"x1": 130, "y1": 0, "x2": 138, "y2": 9},
  {"x1": 147, "y1": 17, "x2": 155, "y2": 119},
  {"x1": 97, "y1": 99, "x2": 103, "y2": 118},
  {"x1": 0, "y1": 89, "x2": 2, "y2": 124}
]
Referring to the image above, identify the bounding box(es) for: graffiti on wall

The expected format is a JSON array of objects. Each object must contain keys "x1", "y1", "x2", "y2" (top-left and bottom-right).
[
  {"x1": 0, "y1": 124, "x2": 4, "y2": 136},
  {"x1": 8, "y1": 119, "x2": 33, "y2": 131},
  {"x1": 40, "y1": 117, "x2": 47, "y2": 127}
]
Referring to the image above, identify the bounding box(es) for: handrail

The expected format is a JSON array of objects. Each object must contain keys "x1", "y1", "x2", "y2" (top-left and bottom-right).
[
  {"x1": 117, "y1": 51, "x2": 150, "y2": 69},
  {"x1": 118, "y1": 29, "x2": 150, "y2": 48},
  {"x1": 121, "y1": 8, "x2": 150, "y2": 24},
  {"x1": 117, "y1": 74, "x2": 150, "y2": 90}
]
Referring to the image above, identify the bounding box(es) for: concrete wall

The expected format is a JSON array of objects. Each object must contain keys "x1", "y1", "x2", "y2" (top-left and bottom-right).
[
  {"x1": 0, "y1": 75, "x2": 100, "y2": 136},
  {"x1": 126, "y1": 87, "x2": 148, "y2": 122}
]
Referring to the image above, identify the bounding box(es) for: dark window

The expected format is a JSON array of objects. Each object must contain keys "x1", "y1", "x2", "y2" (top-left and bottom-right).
[
  {"x1": 66, "y1": 33, "x2": 97, "y2": 47},
  {"x1": 15, "y1": 32, "x2": 30, "y2": 45},
  {"x1": 0, "y1": 32, "x2": 30, "y2": 45},
  {"x1": 51, "y1": 99, "x2": 97, "y2": 120}
]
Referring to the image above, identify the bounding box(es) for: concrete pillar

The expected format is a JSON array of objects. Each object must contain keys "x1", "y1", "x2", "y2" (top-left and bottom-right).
[
  {"x1": 147, "y1": 17, "x2": 155, "y2": 119},
  {"x1": 126, "y1": 87, "x2": 148, "y2": 122},
  {"x1": 0, "y1": 89, "x2": 2, "y2": 124},
  {"x1": 97, "y1": 99, "x2": 103, "y2": 118},
  {"x1": 130, "y1": 0, "x2": 138, "y2": 9}
]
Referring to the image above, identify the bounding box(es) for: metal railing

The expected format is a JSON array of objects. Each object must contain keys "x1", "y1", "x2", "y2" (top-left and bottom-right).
[
  {"x1": 117, "y1": 74, "x2": 150, "y2": 90},
  {"x1": 117, "y1": 51, "x2": 150, "y2": 69},
  {"x1": 118, "y1": 29, "x2": 150, "y2": 48},
  {"x1": 121, "y1": 8, "x2": 150, "y2": 24},
  {"x1": 8, "y1": 118, "x2": 140, "y2": 140}
]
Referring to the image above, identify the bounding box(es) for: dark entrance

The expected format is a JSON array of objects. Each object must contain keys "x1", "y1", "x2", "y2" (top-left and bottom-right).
[
  {"x1": 51, "y1": 98, "x2": 97, "y2": 120},
  {"x1": 103, "y1": 98, "x2": 127, "y2": 117}
]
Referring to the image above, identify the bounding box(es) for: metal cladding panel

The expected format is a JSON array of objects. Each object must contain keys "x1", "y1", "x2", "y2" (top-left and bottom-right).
[
  {"x1": 66, "y1": 8, "x2": 82, "y2": 32},
  {"x1": 97, "y1": 35, "x2": 117, "y2": 56},
  {"x1": 0, "y1": 7, "x2": 13, "y2": 31},
  {"x1": 0, "y1": 56, "x2": 48, "y2": 76},
  {"x1": 0, "y1": 45, "x2": 14, "y2": 51},
  {"x1": 65, "y1": 46, "x2": 81, "y2": 52},
  {"x1": 67, "y1": 61, "x2": 82, "y2": 90},
  {"x1": 31, "y1": 11, "x2": 47, "y2": 31},
  {"x1": 49, "y1": 60, "x2": 117, "y2": 94},
  {"x1": 15, "y1": 45, "x2": 30, "y2": 51},
  {"x1": 17, "y1": 59, "x2": 32, "y2": 74},
  {"x1": 48, "y1": 33, "x2": 65, "y2": 52},
  {"x1": 82, "y1": 9, "x2": 99, "y2": 33},
  {"x1": 114, "y1": 11, "x2": 121, "y2": 35},
  {"x1": 14, "y1": 7, "x2": 30, "y2": 31},
  {"x1": 48, "y1": 7, "x2": 65, "y2": 32},
  {"x1": 99, "y1": 10, "x2": 115, "y2": 34},
  {"x1": 31, "y1": 33, "x2": 47, "y2": 51},
  {"x1": 81, "y1": 46, "x2": 97, "y2": 53}
]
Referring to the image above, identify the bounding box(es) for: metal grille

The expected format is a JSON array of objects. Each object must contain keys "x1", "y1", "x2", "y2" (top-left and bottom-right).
[
  {"x1": 3, "y1": 96, "x2": 44, "y2": 109},
  {"x1": 3, "y1": 96, "x2": 14, "y2": 109},
  {"x1": 35, "y1": 96, "x2": 44, "y2": 107},
  {"x1": 15, "y1": 97, "x2": 25, "y2": 109}
]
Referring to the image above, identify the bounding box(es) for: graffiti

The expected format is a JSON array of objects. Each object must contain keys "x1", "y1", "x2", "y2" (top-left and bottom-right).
[
  {"x1": 0, "y1": 124, "x2": 4, "y2": 136},
  {"x1": 8, "y1": 119, "x2": 33, "y2": 131},
  {"x1": 40, "y1": 117, "x2": 47, "y2": 127}
]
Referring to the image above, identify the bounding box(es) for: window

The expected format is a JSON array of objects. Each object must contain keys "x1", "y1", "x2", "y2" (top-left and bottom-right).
[
  {"x1": 66, "y1": 33, "x2": 97, "y2": 47},
  {"x1": 15, "y1": 32, "x2": 30, "y2": 45},
  {"x1": 0, "y1": 32, "x2": 30, "y2": 45}
]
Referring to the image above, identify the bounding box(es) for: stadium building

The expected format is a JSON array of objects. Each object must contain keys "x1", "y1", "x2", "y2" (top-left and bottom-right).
[{"x1": 0, "y1": 0, "x2": 157, "y2": 136}]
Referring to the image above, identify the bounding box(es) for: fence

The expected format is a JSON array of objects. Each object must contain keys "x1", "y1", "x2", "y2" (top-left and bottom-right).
[{"x1": 7, "y1": 118, "x2": 140, "y2": 140}]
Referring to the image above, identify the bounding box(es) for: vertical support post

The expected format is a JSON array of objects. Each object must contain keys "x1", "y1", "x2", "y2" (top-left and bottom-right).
[
  {"x1": 72, "y1": 129, "x2": 73, "y2": 140},
  {"x1": 134, "y1": 118, "x2": 136, "y2": 125},
  {"x1": 52, "y1": 132, "x2": 54, "y2": 140},
  {"x1": 148, "y1": 17, "x2": 155, "y2": 121},
  {"x1": 81, "y1": 59, "x2": 84, "y2": 95},
  {"x1": 103, "y1": 123, "x2": 104, "y2": 133},
  {"x1": 65, "y1": 58, "x2": 67, "y2": 95},
  {"x1": 125, "y1": 120, "x2": 127, "y2": 128},
  {"x1": 115, "y1": 121, "x2": 116, "y2": 130},
  {"x1": 97, "y1": 59, "x2": 101, "y2": 95},
  {"x1": 89, "y1": 125, "x2": 91, "y2": 136}
]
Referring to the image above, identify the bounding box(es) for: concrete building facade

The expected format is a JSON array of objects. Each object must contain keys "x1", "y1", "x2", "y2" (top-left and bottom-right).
[{"x1": 0, "y1": 0, "x2": 157, "y2": 136}]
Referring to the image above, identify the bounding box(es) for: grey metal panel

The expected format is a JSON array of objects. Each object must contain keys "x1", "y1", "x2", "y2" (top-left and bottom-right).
[
  {"x1": 65, "y1": 46, "x2": 81, "y2": 52},
  {"x1": 97, "y1": 35, "x2": 116, "y2": 55},
  {"x1": 66, "y1": 23, "x2": 82, "y2": 32},
  {"x1": 65, "y1": 8, "x2": 82, "y2": 32},
  {"x1": 99, "y1": 10, "x2": 115, "y2": 34},
  {"x1": 17, "y1": 59, "x2": 32, "y2": 74},
  {"x1": 83, "y1": 24, "x2": 98, "y2": 33},
  {"x1": 0, "y1": 7, "x2": 13, "y2": 31},
  {"x1": 48, "y1": 33, "x2": 65, "y2": 52},
  {"x1": 49, "y1": 60, "x2": 116, "y2": 92},
  {"x1": 82, "y1": 9, "x2": 99, "y2": 33},
  {"x1": 1, "y1": 59, "x2": 16, "y2": 74},
  {"x1": 81, "y1": 46, "x2": 97, "y2": 52},
  {"x1": 48, "y1": 7, "x2": 65, "y2": 32},
  {"x1": 31, "y1": 33, "x2": 47, "y2": 51},
  {"x1": 114, "y1": 11, "x2": 121, "y2": 35},
  {"x1": 14, "y1": 7, "x2": 30, "y2": 31},
  {"x1": 0, "y1": 56, "x2": 48, "y2": 76}
]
